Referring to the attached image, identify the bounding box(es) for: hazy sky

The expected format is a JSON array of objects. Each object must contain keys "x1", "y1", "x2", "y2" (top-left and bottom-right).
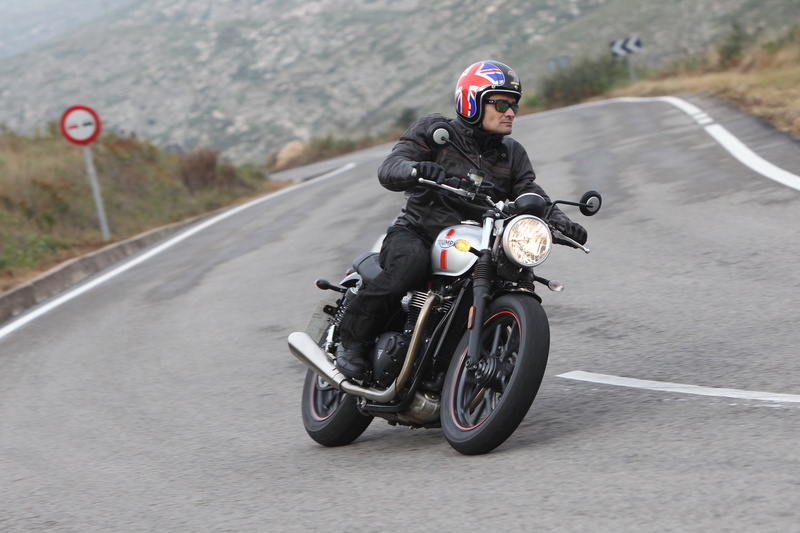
[{"x1": 0, "y1": 0, "x2": 135, "y2": 59}]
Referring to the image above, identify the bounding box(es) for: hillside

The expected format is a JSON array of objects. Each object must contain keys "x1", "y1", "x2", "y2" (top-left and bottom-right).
[
  {"x1": 0, "y1": 0, "x2": 135, "y2": 59},
  {"x1": 0, "y1": 0, "x2": 799, "y2": 164}
]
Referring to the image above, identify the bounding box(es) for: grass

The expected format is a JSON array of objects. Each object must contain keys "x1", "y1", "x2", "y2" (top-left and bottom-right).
[{"x1": 0, "y1": 126, "x2": 286, "y2": 293}]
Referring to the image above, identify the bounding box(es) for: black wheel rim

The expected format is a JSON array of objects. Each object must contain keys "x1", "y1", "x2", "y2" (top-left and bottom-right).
[
  {"x1": 449, "y1": 310, "x2": 521, "y2": 430},
  {"x1": 309, "y1": 374, "x2": 345, "y2": 421}
]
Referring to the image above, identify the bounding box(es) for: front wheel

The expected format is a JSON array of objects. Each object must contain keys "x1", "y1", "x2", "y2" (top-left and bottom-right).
[
  {"x1": 301, "y1": 369, "x2": 373, "y2": 447},
  {"x1": 441, "y1": 294, "x2": 549, "y2": 455}
]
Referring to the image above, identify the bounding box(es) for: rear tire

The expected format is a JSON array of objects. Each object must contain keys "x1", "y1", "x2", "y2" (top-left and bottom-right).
[
  {"x1": 441, "y1": 295, "x2": 549, "y2": 455},
  {"x1": 301, "y1": 369, "x2": 373, "y2": 447}
]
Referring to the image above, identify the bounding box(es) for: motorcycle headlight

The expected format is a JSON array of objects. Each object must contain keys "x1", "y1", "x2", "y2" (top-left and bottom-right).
[{"x1": 502, "y1": 215, "x2": 552, "y2": 267}]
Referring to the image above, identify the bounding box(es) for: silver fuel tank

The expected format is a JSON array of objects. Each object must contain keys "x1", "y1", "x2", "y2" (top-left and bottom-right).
[{"x1": 431, "y1": 223, "x2": 482, "y2": 276}]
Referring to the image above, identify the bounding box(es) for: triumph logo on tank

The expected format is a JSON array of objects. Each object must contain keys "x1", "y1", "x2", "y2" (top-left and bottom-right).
[{"x1": 438, "y1": 239, "x2": 455, "y2": 248}]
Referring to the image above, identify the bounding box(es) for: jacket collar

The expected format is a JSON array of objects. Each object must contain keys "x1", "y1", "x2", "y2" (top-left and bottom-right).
[{"x1": 456, "y1": 117, "x2": 504, "y2": 153}]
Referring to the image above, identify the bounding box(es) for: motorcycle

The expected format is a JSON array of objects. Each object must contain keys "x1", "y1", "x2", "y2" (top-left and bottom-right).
[{"x1": 288, "y1": 122, "x2": 602, "y2": 455}]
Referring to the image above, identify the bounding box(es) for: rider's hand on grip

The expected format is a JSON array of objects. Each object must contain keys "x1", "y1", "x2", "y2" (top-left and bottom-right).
[
  {"x1": 415, "y1": 161, "x2": 446, "y2": 183},
  {"x1": 552, "y1": 220, "x2": 588, "y2": 247},
  {"x1": 567, "y1": 221, "x2": 588, "y2": 245},
  {"x1": 439, "y1": 177, "x2": 465, "y2": 189}
]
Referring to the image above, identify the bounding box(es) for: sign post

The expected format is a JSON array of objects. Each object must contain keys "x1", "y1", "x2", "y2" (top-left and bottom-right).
[
  {"x1": 610, "y1": 36, "x2": 642, "y2": 84},
  {"x1": 60, "y1": 105, "x2": 110, "y2": 241}
]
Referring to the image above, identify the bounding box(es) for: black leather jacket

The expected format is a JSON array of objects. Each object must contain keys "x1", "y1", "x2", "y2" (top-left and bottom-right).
[{"x1": 378, "y1": 113, "x2": 581, "y2": 244}]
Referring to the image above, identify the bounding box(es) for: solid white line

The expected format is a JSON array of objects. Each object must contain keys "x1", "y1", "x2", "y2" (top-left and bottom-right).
[
  {"x1": 704, "y1": 124, "x2": 800, "y2": 192},
  {"x1": 525, "y1": 96, "x2": 800, "y2": 193},
  {"x1": 0, "y1": 163, "x2": 357, "y2": 341},
  {"x1": 558, "y1": 371, "x2": 800, "y2": 403}
]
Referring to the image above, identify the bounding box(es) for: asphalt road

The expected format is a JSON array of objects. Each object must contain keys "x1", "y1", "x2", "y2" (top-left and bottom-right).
[{"x1": 2, "y1": 96, "x2": 799, "y2": 532}]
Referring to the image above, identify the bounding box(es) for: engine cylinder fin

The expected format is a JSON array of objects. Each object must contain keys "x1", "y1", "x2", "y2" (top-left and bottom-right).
[{"x1": 404, "y1": 290, "x2": 452, "y2": 334}]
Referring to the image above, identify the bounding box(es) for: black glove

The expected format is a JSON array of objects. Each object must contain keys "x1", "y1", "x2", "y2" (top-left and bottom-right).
[
  {"x1": 415, "y1": 161, "x2": 446, "y2": 183},
  {"x1": 553, "y1": 220, "x2": 588, "y2": 246}
]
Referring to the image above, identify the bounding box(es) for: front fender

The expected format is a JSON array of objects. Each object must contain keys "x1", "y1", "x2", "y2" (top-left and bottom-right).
[{"x1": 493, "y1": 287, "x2": 542, "y2": 304}]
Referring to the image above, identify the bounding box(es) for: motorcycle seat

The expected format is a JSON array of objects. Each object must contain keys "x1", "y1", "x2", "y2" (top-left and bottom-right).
[{"x1": 352, "y1": 252, "x2": 382, "y2": 287}]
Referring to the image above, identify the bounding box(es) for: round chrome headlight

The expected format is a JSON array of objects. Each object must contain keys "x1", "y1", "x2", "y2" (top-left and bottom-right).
[{"x1": 502, "y1": 215, "x2": 552, "y2": 267}]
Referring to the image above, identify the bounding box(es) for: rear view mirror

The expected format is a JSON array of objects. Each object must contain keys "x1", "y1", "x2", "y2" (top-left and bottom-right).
[
  {"x1": 426, "y1": 122, "x2": 455, "y2": 147},
  {"x1": 579, "y1": 190, "x2": 602, "y2": 216}
]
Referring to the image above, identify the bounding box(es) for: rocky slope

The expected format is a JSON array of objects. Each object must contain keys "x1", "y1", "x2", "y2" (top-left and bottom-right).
[{"x1": 1, "y1": 0, "x2": 798, "y2": 163}]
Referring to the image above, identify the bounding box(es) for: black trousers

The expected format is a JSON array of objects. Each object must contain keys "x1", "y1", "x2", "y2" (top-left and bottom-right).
[{"x1": 339, "y1": 229, "x2": 431, "y2": 350}]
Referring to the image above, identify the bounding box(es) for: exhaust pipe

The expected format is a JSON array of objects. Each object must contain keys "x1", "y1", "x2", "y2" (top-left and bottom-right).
[
  {"x1": 287, "y1": 332, "x2": 396, "y2": 402},
  {"x1": 288, "y1": 293, "x2": 440, "y2": 403},
  {"x1": 287, "y1": 332, "x2": 346, "y2": 388}
]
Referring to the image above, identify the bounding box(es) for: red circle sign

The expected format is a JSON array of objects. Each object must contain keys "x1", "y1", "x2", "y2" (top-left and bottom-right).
[{"x1": 60, "y1": 105, "x2": 102, "y2": 145}]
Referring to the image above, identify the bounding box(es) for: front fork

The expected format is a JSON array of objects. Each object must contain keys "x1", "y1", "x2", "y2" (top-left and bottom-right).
[{"x1": 467, "y1": 251, "x2": 493, "y2": 361}]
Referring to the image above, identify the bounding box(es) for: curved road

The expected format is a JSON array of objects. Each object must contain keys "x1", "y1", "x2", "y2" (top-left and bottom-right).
[{"x1": 2, "y1": 96, "x2": 799, "y2": 531}]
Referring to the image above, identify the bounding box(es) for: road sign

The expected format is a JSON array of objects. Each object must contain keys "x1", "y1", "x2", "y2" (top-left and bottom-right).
[
  {"x1": 60, "y1": 105, "x2": 102, "y2": 145},
  {"x1": 60, "y1": 105, "x2": 110, "y2": 240},
  {"x1": 610, "y1": 36, "x2": 642, "y2": 57}
]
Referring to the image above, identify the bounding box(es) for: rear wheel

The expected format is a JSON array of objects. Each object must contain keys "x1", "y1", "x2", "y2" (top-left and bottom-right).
[
  {"x1": 441, "y1": 294, "x2": 549, "y2": 455},
  {"x1": 301, "y1": 369, "x2": 373, "y2": 447}
]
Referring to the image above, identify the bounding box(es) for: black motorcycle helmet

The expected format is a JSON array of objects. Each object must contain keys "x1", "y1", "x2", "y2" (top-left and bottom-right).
[{"x1": 454, "y1": 60, "x2": 522, "y2": 126}]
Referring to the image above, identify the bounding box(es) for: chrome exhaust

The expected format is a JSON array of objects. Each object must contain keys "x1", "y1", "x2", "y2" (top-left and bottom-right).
[
  {"x1": 288, "y1": 332, "x2": 396, "y2": 402},
  {"x1": 288, "y1": 292, "x2": 441, "y2": 404},
  {"x1": 287, "y1": 331, "x2": 347, "y2": 388}
]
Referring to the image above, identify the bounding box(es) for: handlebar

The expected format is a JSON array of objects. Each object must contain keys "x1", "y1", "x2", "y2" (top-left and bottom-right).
[
  {"x1": 417, "y1": 177, "x2": 496, "y2": 206},
  {"x1": 417, "y1": 174, "x2": 591, "y2": 253}
]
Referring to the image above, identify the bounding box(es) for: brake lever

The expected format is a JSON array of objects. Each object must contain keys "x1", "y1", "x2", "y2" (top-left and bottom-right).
[
  {"x1": 417, "y1": 177, "x2": 475, "y2": 199},
  {"x1": 551, "y1": 228, "x2": 590, "y2": 254}
]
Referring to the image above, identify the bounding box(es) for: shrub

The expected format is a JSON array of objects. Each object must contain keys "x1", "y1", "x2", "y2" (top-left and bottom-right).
[
  {"x1": 178, "y1": 148, "x2": 246, "y2": 192},
  {"x1": 540, "y1": 55, "x2": 630, "y2": 107},
  {"x1": 719, "y1": 21, "x2": 750, "y2": 67}
]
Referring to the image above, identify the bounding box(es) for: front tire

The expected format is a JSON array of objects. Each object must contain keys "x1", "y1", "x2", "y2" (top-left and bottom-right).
[
  {"x1": 441, "y1": 294, "x2": 549, "y2": 455},
  {"x1": 301, "y1": 369, "x2": 373, "y2": 447}
]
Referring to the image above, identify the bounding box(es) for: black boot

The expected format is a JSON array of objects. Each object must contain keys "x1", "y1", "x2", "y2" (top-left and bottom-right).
[{"x1": 335, "y1": 344, "x2": 368, "y2": 380}]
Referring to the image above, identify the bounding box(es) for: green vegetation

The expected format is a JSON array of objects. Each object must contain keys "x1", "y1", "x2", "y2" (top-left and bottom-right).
[
  {"x1": 0, "y1": 125, "x2": 283, "y2": 292},
  {"x1": 536, "y1": 55, "x2": 631, "y2": 108}
]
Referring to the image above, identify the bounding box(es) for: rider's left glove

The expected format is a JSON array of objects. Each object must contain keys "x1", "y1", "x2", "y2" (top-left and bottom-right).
[{"x1": 554, "y1": 220, "x2": 588, "y2": 246}]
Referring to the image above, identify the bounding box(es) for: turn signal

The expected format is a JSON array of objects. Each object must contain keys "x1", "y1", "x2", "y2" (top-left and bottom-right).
[{"x1": 455, "y1": 239, "x2": 472, "y2": 252}]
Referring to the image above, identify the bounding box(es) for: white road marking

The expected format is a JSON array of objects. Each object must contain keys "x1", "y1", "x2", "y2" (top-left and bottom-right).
[
  {"x1": 0, "y1": 163, "x2": 358, "y2": 341},
  {"x1": 558, "y1": 371, "x2": 800, "y2": 403},
  {"x1": 703, "y1": 124, "x2": 800, "y2": 191},
  {"x1": 527, "y1": 96, "x2": 800, "y2": 192}
]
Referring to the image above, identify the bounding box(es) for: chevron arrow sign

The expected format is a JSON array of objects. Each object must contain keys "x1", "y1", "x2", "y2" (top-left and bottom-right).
[{"x1": 610, "y1": 36, "x2": 642, "y2": 57}]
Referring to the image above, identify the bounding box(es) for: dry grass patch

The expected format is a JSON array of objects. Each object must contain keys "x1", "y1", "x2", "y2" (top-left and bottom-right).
[
  {"x1": 0, "y1": 127, "x2": 286, "y2": 293},
  {"x1": 610, "y1": 30, "x2": 800, "y2": 139}
]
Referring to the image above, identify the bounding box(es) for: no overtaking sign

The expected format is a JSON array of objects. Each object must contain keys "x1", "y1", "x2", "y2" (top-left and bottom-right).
[
  {"x1": 60, "y1": 105, "x2": 110, "y2": 240},
  {"x1": 60, "y1": 105, "x2": 102, "y2": 145}
]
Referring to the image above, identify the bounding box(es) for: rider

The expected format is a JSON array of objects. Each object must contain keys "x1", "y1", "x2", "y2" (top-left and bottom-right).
[{"x1": 335, "y1": 60, "x2": 587, "y2": 379}]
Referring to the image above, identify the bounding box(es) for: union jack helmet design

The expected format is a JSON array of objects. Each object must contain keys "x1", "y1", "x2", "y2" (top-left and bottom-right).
[{"x1": 455, "y1": 60, "x2": 522, "y2": 125}]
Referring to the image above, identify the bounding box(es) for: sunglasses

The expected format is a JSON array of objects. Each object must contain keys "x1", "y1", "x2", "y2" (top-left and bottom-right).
[{"x1": 485, "y1": 99, "x2": 519, "y2": 114}]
